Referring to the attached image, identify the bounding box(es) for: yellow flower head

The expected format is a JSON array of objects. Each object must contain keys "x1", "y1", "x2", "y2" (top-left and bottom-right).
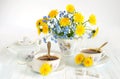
[
  {"x1": 73, "y1": 12, "x2": 84, "y2": 23},
  {"x1": 66, "y1": 4, "x2": 75, "y2": 13},
  {"x1": 42, "y1": 24, "x2": 49, "y2": 34},
  {"x1": 92, "y1": 27, "x2": 99, "y2": 38},
  {"x1": 48, "y1": 10, "x2": 58, "y2": 18},
  {"x1": 36, "y1": 19, "x2": 43, "y2": 27},
  {"x1": 39, "y1": 63, "x2": 52, "y2": 76},
  {"x1": 75, "y1": 25, "x2": 85, "y2": 36},
  {"x1": 75, "y1": 53, "x2": 84, "y2": 64},
  {"x1": 59, "y1": 17, "x2": 70, "y2": 27},
  {"x1": 83, "y1": 57, "x2": 93, "y2": 67},
  {"x1": 89, "y1": 14, "x2": 96, "y2": 25}
]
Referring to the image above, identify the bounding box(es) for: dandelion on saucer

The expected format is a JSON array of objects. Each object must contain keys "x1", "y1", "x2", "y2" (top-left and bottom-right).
[
  {"x1": 39, "y1": 63, "x2": 52, "y2": 76},
  {"x1": 83, "y1": 57, "x2": 93, "y2": 67},
  {"x1": 75, "y1": 54, "x2": 84, "y2": 64}
]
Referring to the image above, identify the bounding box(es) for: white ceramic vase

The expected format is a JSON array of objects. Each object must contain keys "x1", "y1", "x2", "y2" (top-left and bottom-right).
[{"x1": 57, "y1": 38, "x2": 82, "y2": 56}]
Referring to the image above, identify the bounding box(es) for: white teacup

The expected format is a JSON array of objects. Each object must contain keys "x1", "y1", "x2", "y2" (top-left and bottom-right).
[
  {"x1": 80, "y1": 49, "x2": 105, "y2": 65},
  {"x1": 28, "y1": 52, "x2": 61, "y2": 72}
]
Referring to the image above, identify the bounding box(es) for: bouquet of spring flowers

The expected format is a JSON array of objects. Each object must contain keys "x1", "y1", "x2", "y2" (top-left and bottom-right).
[{"x1": 36, "y1": 4, "x2": 99, "y2": 42}]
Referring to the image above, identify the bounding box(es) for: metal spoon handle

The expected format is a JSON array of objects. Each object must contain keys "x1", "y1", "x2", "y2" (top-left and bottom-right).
[
  {"x1": 47, "y1": 41, "x2": 51, "y2": 57},
  {"x1": 98, "y1": 42, "x2": 108, "y2": 50}
]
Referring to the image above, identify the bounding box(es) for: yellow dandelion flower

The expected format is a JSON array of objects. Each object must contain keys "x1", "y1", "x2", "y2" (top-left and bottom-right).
[
  {"x1": 39, "y1": 63, "x2": 52, "y2": 76},
  {"x1": 48, "y1": 10, "x2": 58, "y2": 18},
  {"x1": 75, "y1": 25, "x2": 85, "y2": 36},
  {"x1": 75, "y1": 53, "x2": 84, "y2": 64},
  {"x1": 83, "y1": 57, "x2": 93, "y2": 67},
  {"x1": 42, "y1": 24, "x2": 49, "y2": 34},
  {"x1": 73, "y1": 12, "x2": 84, "y2": 23},
  {"x1": 92, "y1": 27, "x2": 99, "y2": 38},
  {"x1": 36, "y1": 19, "x2": 43, "y2": 27},
  {"x1": 66, "y1": 4, "x2": 75, "y2": 13},
  {"x1": 59, "y1": 17, "x2": 70, "y2": 27},
  {"x1": 89, "y1": 14, "x2": 96, "y2": 25}
]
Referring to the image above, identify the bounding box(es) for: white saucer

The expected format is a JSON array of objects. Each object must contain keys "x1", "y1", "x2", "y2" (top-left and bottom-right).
[
  {"x1": 16, "y1": 37, "x2": 35, "y2": 46},
  {"x1": 17, "y1": 41, "x2": 35, "y2": 46},
  {"x1": 53, "y1": 61, "x2": 65, "y2": 72},
  {"x1": 93, "y1": 55, "x2": 110, "y2": 68}
]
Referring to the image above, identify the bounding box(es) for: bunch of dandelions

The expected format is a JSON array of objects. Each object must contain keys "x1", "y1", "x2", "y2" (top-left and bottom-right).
[{"x1": 36, "y1": 4, "x2": 99, "y2": 43}]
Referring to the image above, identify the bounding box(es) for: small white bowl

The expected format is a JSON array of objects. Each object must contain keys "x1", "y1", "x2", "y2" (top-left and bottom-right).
[{"x1": 28, "y1": 52, "x2": 61, "y2": 72}]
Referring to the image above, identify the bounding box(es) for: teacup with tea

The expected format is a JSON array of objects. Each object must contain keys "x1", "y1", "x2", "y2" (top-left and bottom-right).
[
  {"x1": 28, "y1": 41, "x2": 61, "y2": 72},
  {"x1": 81, "y1": 49, "x2": 105, "y2": 65},
  {"x1": 28, "y1": 52, "x2": 61, "y2": 72},
  {"x1": 81, "y1": 42, "x2": 108, "y2": 65}
]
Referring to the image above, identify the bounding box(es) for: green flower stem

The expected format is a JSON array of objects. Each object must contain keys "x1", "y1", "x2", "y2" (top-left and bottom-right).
[
  {"x1": 55, "y1": 17, "x2": 60, "y2": 24},
  {"x1": 82, "y1": 20, "x2": 89, "y2": 25},
  {"x1": 85, "y1": 27, "x2": 93, "y2": 31}
]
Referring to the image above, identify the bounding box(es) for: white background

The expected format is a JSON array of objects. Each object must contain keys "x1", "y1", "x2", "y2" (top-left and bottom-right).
[{"x1": 0, "y1": 0, "x2": 120, "y2": 49}]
